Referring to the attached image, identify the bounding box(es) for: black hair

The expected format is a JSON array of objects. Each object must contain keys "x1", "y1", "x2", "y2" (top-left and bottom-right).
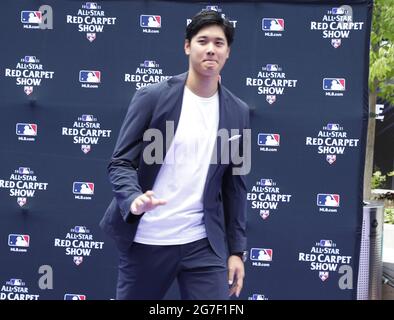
[{"x1": 185, "y1": 10, "x2": 234, "y2": 46}]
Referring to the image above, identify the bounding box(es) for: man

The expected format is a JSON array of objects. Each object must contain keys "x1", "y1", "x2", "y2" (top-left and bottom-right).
[{"x1": 100, "y1": 10, "x2": 250, "y2": 300}]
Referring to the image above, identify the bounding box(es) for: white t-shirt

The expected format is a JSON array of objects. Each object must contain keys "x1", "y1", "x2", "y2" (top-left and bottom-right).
[{"x1": 134, "y1": 86, "x2": 219, "y2": 245}]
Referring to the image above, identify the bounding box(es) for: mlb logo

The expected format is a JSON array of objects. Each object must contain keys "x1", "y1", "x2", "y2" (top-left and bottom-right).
[
  {"x1": 332, "y1": 7, "x2": 346, "y2": 14},
  {"x1": 327, "y1": 123, "x2": 340, "y2": 130},
  {"x1": 331, "y1": 39, "x2": 341, "y2": 48},
  {"x1": 64, "y1": 294, "x2": 86, "y2": 300},
  {"x1": 323, "y1": 78, "x2": 346, "y2": 91},
  {"x1": 73, "y1": 182, "x2": 95, "y2": 195},
  {"x1": 320, "y1": 240, "x2": 333, "y2": 247},
  {"x1": 81, "y1": 145, "x2": 91, "y2": 154},
  {"x1": 319, "y1": 271, "x2": 329, "y2": 281},
  {"x1": 260, "y1": 210, "x2": 270, "y2": 220},
  {"x1": 266, "y1": 64, "x2": 279, "y2": 71},
  {"x1": 86, "y1": 33, "x2": 96, "y2": 42},
  {"x1": 251, "y1": 294, "x2": 266, "y2": 300},
  {"x1": 7, "y1": 279, "x2": 23, "y2": 286},
  {"x1": 24, "y1": 56, "x2": 37, "y2": 63},
  {"x1": 144, "y1": 60, "x2": 156, "y2": 68},
  {"x1": 317, "y1": 194, "x2": 340, "y2": 207},
  {"x1": 73, "y1": 256, "x2": 83, "y2": 265},
  {"x1": 16, "y1": 123, "x2": 37, "y2": 136},
  {"x1": 74, "y1": 226, "x2": 87, "y2": 233},
  {"x1": 266, "y1": 95, "x2": 276, "y2": 104},
  {"x1": 18, "y1": 167, "x2": 30, "y2": 174},
  {"x1": 17, "y1": 197, "x2": 27, "y2": 207},
  {"x1": 258, "y1": 133, "x2": 280, "y2": 146},
  {"x1": 81, "y1": 114, "x2": 94, "y2": 121},
  {"x1": 79, "y1": 71, "x2": 101, "y2": 83},
  {"x1": 24, "y1": 86, "x2": 33, "y2": 95},
  {"x1": 205, "y1": 6, "x2": 220, "y2": 11},
  {"x1": 21, "y1": 11, "x2": 42, "y2": 24},
  {"x1": 85, "y1": 2, "x2": 98, "y2": 9},
  {"x1": 326, "y1": 155, "x2": 336, "y2": 164},
  {"x1": 8, "y1": 234, "x2": 30, "y2": 247},
  {"x1": 262, "y1": 18, "x2": 284, "y2": 31},
  {"x1": 140, "y1": 15, "x2": 161, "y2": 28},
  {"x1": 250, "y1": 248, "x2": 273, "y2": 261},
  {"x1": 260, "y1": 179, "x2": 273, "y2": 186}
]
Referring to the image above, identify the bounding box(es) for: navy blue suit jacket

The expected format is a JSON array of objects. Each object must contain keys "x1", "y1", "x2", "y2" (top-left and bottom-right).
[{"x1": 100, "y1": 72, "x2": 250, "y2": 259}]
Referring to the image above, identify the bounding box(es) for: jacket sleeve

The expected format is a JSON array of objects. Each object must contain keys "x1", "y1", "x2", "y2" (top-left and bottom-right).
[
  {"x1": 108, "y1": 86, "x2": 157, "y2": 223},
  {"x1": 222, "y1": 103, "x2": 250, "y2": 255}
]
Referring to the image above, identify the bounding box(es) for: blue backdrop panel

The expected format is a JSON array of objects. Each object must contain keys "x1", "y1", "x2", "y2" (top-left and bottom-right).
[{"x1": 0, "y1": 0, "x2": 371, "y2": 300}]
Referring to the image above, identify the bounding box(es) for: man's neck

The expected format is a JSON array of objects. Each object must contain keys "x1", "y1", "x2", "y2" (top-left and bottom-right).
[{"x1": 185, "y1": 70, "x2": 219, "y2": 98}]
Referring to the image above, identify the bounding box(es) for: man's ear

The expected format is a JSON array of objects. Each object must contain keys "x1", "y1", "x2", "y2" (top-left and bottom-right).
[
  {"x1": 226, "y1": 47, "x2": 231, "y2": 59},
  {"x1": 184, "y1": 39, "x2": 190, "y2": 55}
]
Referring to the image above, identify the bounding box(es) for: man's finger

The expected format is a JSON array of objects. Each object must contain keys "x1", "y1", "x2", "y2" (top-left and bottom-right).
[
  {"x1": 153, "y1": 198, "x2": 167, "y2": 206},
  {"x1": 235, "y1": 277, "x2": 243, "y2": 297},
  {"x1": 228, "y1": 267, "x2": 235, "y2": 286},
  {"x1": 131, "y1": 200, "x2": 143, "y2": 215},
  {"x1": 145, "y1": 190, "x2": 155, "y2": 197},
  {"x1": 139, "y1": 194, "x2": 153, "y2": 204},
  {"x1": 229, "y1": 284, "x2": 237, "y2": 297},
  {"x1": 131, "y1": 202, "x2": 137, "y2": 214},
  {"x1": 134, "y1": 199, "x2": 142, "y2": 208}
]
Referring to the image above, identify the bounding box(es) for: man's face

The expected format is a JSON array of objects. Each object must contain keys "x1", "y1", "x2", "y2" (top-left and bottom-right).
[{"x1": 185, "y1": 24, "x2": 230, "y2": 78}]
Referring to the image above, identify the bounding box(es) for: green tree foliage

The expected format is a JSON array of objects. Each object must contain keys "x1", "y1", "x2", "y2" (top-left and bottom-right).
[
  {"x1": 369, "y1": 0, "x2": 394, "y2": 103},
  {"x1": 364, "y1": 0, "x2": 394, "y2": 199}
]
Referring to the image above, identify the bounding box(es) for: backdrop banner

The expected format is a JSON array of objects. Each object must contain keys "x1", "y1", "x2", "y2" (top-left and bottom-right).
[{"x1": 0, "y1": 0, "x2": 372, "y2": 300}]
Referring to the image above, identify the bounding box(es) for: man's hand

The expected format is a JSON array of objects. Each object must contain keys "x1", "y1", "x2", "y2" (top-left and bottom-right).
[
  {"x1": 130, "y1": 190, "x2": 167, "y2": 215},
  {"x1": 228, "y1": 255, "x2": 245, "y2": 298}
]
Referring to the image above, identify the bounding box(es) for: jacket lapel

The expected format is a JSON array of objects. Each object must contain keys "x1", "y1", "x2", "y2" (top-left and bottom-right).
[
  {"x1": 140, "y1": 73, "x2": 187, "y2": 191},
  {"x1": 154, "y1": 72, "x2": 187, "y2": 151},
  {"x1": 203, "y1": 84, "x2": 234, "y2": 197}
]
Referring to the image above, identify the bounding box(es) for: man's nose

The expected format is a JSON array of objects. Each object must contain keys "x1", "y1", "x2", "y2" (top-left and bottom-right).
[{"x1": 206, "y1": 42, "x2": 215, "y2": 54}]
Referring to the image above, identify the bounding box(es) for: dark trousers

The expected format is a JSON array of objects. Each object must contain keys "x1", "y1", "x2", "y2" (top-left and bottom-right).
[{"x1": 116, "y1": 238, "x2": 229, "y2": 300}]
